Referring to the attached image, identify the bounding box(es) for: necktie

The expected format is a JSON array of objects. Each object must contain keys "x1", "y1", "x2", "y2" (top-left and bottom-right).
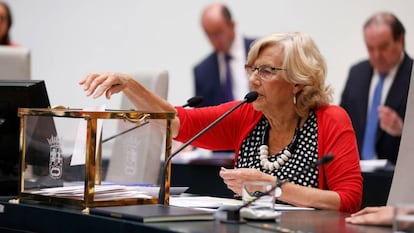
[
  {"x1": 223, "y1": 54, "x2": 234, "y2": 101},
  {"x1": 361, "y1": 73, "x2": 387, "y2": 160}
]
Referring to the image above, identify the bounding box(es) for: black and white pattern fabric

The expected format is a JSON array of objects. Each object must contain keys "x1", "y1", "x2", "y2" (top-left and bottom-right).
[{"x1": 236, "y1": 111, "x2": 319, "y2": 188}]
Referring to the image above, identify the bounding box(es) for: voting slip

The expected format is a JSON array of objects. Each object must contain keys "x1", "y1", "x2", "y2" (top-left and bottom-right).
[{"x1": 89, "y1": 204, "x2": 213, "y2": 223}]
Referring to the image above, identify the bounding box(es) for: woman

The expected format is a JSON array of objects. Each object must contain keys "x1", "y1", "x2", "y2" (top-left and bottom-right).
[{"x1": 80, "y1": 32, "x2": 362, "y2": 212}]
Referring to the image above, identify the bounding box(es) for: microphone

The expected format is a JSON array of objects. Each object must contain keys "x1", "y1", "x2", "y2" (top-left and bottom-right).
[
  {"x1": 182, "y1": 96, "x2": 203, "y2": 108},
  {"x1": 158, "y1": 91, "x2": 258, "y2": 205},
  {"x1": 217, "y1": 153, "x2": 334, "y2": 223},
  {"x1": 101, "y1": 96, "x2": 204, "y2": 144}
]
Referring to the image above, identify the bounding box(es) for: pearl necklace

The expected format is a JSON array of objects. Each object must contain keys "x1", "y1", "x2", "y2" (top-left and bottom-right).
[{"x1": 259, "y1": 117, "x2": 301, "y2": 171}]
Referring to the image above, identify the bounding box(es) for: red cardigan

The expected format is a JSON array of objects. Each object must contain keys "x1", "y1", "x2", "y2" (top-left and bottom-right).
[{"x1": 175, "y1": 101, "x2": 362, "y2": 212}]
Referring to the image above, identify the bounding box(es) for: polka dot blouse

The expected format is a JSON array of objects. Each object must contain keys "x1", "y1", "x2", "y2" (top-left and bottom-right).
[{"x1": 236, "y1": 111, "x2": 319, "y2": 188}]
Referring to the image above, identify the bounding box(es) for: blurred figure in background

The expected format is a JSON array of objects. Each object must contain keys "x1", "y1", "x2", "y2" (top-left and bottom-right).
[
  {"x1": 0, "y1": 1, "x2": 16, "y2": 46},
  {"x1": 340, "y1": 12, "x2": 413, "y2": 165},
  {"x1": 194, "y1": 2, "x2": 255, "y2": 107}
]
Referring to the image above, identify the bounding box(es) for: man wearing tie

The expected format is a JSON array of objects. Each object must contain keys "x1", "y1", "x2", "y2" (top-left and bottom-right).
[
  {"x1": 194, "y1": 3, "x2": 255, "y2": 107},
  {"x1": 340, "y1": 12, "x2": 413, "y2": 165}
]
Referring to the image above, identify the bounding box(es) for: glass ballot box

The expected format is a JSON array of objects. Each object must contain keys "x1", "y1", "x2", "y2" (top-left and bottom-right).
[{"x1": 16, "y1": 107, "x2": 175, "y2": 209}]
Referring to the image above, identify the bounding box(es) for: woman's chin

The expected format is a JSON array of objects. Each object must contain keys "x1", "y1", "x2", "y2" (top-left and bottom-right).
[{"x1": 252, "y1": 101, "x2": 264, "y2": 112}]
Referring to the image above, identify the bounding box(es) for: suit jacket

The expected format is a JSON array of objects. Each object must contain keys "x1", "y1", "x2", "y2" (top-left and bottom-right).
[
  {"x1": 193, "y1": 37, "x2": 255, "y2": 107},
  {"x1": 340, "y1": 53, "x2": 413, "y2": 164}
]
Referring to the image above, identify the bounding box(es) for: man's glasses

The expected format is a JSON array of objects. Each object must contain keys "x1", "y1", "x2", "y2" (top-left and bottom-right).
[{"x1": 244, "y1": 64, "x2": 287, "y2": 81}]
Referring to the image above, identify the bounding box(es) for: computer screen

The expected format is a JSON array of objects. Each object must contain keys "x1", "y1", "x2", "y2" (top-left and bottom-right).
[
  {"x1": 0, "y1": 80, "x2": 53, "y2": 195},
  {"x1": 0, "y1": 46, "x2": 31, "y2": 80}
]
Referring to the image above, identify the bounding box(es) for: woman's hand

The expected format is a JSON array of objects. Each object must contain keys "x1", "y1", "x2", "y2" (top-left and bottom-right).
[
  {"x1": 219, "y1": 167, "x2": 275, "y2": 195},
  {"x1": 79, "y1": 71, "x2": 180, "y2": 136},
  {"x1": 79, "y1": 72, "x2": 132, "y2": 99},
  {"x1": 345, "y1": 206, "x2": 394, "y2": 226}
]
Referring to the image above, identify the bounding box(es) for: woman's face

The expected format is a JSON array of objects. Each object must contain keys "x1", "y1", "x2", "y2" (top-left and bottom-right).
[{"x1": 248, "y1": 45, "x2": 294, "y2": 114}]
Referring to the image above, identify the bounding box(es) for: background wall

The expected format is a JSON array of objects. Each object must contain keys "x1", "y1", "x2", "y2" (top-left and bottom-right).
[{"x1": 5, "y1": 0, "x2": 414, "y2": 108}]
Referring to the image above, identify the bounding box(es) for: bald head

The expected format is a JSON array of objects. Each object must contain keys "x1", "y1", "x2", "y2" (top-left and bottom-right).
[
  {"x1": 364, "y1": 12, "x2": 405, "y2": 44},
  {"x1": 201, "y1": 3, "x2": 232, "y2": 25},
  {"x1": 200, "y1": 3, "x2": 235, "y2": 53}
]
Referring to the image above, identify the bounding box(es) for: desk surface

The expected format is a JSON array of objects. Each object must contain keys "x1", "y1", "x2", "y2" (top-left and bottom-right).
[
  {"x1": 147, "y1": 210, "x2": 391, "y2": 233},
  {"x1": 0, "y1": 198, "x2": 392, "y2": 233},
  {"x1": 172, "y1": 155, "x2": 394, "y2": 208}
]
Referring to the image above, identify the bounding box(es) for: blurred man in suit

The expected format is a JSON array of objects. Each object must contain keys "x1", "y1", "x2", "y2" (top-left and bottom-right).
[
  {"x1": 194, "y1": 3, "x2": 254, "y2": 107},
  {"x1": 340, "y1": 12, "x2": 413, "y2": 165}
]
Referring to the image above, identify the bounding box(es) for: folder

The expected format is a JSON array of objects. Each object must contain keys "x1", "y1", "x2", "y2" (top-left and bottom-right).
[{"x1": 89, "y1": 204, "x2": 213, "y2": 223}]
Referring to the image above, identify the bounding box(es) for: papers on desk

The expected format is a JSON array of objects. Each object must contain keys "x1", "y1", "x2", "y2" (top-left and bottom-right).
[
  {"x1": 360, "y1": 159, "x2": 388, "y2": 172},
  {"x1": 170, "y1": 196, "x2": 243, "y2": 208},
  {"x1": 274, "y1": 203, "x2": 314, "y2": 211},
  {"x1": 26, "y1": 184, "x2": 188, "y2": 201},
  {"x1": 27, "y1": 185, "x2": 152, "y2": 201},
  {"x1": 170, "y1": 196, "x2": 314, "y2": 211}
]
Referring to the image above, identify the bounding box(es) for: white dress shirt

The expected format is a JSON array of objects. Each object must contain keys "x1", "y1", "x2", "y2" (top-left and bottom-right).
[{"x1": 217, "y1": 32, "x2": 250, "y2": 100}]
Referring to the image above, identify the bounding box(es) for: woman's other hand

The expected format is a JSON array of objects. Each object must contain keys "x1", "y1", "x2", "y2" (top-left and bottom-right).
[
  {"x1": 79, "y1": 72, "x2": 132, "y2": 99},
  {"x1": 219, "y1": 167, "x2": 275, "y2": 195}
]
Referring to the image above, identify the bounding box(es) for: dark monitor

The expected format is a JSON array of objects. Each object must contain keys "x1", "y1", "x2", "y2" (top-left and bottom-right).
[{"x1": 0, "y1": 80, "x2": 54, "y2": 195}]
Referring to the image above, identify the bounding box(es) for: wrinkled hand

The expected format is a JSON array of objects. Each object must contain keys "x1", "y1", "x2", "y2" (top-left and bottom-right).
[
  {"x1": 378, "y1": 106, "x2": 403, "y2": 136},
  {"x1": 219, "y1": 167, "x2": 274, "y2": 195},
  {"x1": 79, "y1": 72, "x2": 132, "y2": 99},
  {"x1": 345, "y1": 206, "x2": 394, "y2": 226}
]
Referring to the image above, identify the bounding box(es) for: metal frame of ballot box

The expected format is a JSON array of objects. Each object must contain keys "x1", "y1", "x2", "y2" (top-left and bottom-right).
[{"x1": 15, "y1": 107, "x2": 175, "y2": 209}]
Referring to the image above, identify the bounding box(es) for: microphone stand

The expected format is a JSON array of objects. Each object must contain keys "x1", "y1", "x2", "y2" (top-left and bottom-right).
[{"x1": 158, "y1": 91, "x2": 258, "y2": 205}]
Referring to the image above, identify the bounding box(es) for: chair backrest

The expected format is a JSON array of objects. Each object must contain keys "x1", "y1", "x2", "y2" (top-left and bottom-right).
[
  {"x1": 0, "y1": 46, "x2": 31, "y2": 80},
  {"x1": 105, "y1": 70, "x2": 169, "y2": 185},
  {"x1": 387, "y1": 63, "x2": 414, "y2": 205}
]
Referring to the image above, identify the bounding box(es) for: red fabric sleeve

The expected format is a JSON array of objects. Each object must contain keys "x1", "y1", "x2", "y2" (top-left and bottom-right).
[
  {"x1": 174, "y1": 102, "x2": 262, "y2": 153},
  {"x1": 316, "y1": 106, "x2": 363, "y2": 212}
]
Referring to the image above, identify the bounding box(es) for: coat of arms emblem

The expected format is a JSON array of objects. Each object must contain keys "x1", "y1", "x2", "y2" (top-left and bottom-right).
[{"x1": 47, "y1": 135, "x2": 63, "y2": 179}]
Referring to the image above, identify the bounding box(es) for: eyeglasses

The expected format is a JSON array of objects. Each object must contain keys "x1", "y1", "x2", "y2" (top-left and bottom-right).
[{"x1": 244, "y1": 64, "x2": 287, "y2": 81}]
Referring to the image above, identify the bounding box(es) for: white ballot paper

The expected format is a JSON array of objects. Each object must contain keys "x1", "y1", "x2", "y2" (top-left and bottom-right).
[{"x1": 70, "y1": 105, "x2": 105, "y2": 166}]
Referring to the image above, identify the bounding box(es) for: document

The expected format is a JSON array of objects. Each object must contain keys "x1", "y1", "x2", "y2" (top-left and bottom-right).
[
  {"x1": 71, "y1": 105, "x2": 105, "y2": 166},
  {"x1": 26, "y1": 184, "x2": 153, "y2": 201},
  {"x1": 359, "y1": 159, "x2": 388, "y2": 172},
  {"x1": 170, "y1": 196, "x2": 314, "y2": 211},
  {"x1": 25, "y1": 184, "x2": 188, "y2": 201},
  {"x1": 170, "y1": 196, "x2": 242, "y2": 208}
]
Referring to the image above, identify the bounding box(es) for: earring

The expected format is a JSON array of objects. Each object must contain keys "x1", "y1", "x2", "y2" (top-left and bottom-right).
[{"x1": 293, "y1": 95, "x2": 297, "y2": 105}]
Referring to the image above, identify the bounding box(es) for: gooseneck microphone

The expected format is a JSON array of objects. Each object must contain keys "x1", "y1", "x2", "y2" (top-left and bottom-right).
[
  {"x1": 158, "y1": 91, "x2": 259, "y2": 205},
  {"x1": 218, "y1": 153, "x2": 335, "y2": 223},
  {"x1": 182, "y1": 96, "x2": 203, "y2": 108},
  {"x1": 101, "y1": 96, "x2": 204, "y2": 144}
]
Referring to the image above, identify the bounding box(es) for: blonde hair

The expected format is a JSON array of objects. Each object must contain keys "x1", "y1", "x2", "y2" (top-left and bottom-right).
[{"x1": 247, "y1": 32, "x2": 332, "y2": 117}]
